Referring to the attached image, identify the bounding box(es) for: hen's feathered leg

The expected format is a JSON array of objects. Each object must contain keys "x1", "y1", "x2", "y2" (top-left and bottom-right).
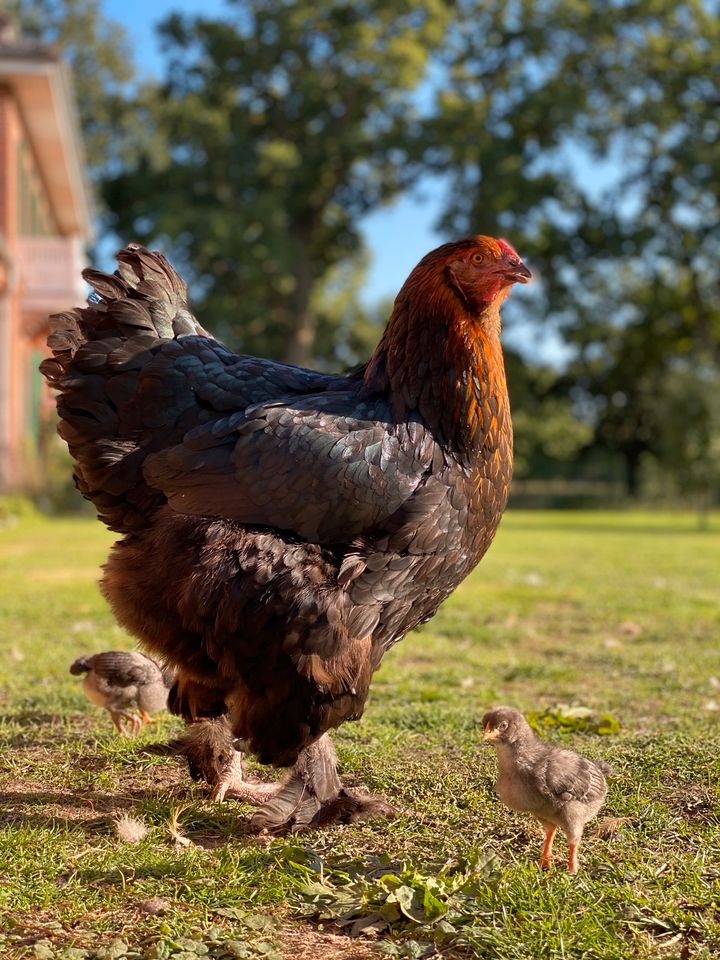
[{"x1": 248, "y1": 734, "x2": 395, "y2": 833}]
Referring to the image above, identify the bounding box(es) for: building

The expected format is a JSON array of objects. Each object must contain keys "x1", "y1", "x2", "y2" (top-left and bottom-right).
[{"x1": 0, "y1": 17, "x2": 93, "y2": 492}]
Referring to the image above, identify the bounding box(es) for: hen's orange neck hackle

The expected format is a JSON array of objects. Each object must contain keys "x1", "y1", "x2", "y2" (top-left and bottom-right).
[{"x1": 363, "y1": 245, "x2": 511, "y2": 465}]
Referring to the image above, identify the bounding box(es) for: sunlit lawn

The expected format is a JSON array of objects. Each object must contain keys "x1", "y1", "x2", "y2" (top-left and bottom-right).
[{"x1": 0, "y1": 509, "x2": 718, "y2": 959}]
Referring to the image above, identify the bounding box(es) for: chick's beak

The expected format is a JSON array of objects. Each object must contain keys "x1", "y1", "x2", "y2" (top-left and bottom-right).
[{"x1": 482, "y1": 723, "x2": 500, "y2": 741}]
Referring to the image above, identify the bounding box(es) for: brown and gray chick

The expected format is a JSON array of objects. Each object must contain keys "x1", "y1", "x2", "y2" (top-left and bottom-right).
[
  {"x1": 163, "y1": 718, "x2": 282, "y2": 803},
  {"x1": 482, "y1": 706, "x2": 610, "y2": 874},
  {"x1": 70, "y1": 651, "x2": 174, "y2": 735}
]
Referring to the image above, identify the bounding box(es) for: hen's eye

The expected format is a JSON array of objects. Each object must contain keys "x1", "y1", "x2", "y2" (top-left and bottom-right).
[{"x1": 471, "y1": 252, "x2": 484, "y2": 264}]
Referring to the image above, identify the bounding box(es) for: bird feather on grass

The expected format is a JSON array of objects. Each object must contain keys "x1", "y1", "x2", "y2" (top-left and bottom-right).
[{"x1": 114, "y1": 813, "x2": 148, "y2": 844}]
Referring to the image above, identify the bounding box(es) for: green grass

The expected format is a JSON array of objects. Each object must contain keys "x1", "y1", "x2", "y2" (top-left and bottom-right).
[{"x1": 1, "y1": 510, "x2": 719, "y2": 959}]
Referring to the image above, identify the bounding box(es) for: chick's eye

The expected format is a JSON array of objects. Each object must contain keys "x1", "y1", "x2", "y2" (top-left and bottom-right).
[{"x1": 499, "y1": 720, "x2": 508, "y2": 731}]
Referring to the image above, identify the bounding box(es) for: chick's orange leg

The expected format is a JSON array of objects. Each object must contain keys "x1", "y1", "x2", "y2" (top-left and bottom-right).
[
  {"x1": 139, "y1": 709, "x2": 155, "y2": 726},
  {"x1": 109, "y1": 711, "x2": 126, "y2": 734},
  {"x1": 539, "y1": 824, "x2": 557, "y2": 869},
  {"x1": 567, "y1": 841, "x2": 580, "y2": 875}
]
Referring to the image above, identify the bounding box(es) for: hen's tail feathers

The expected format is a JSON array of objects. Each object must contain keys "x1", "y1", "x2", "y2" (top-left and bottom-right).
[
  {"x1": 41, "y1": 244, "x2": 208, "y2": 380},
  {"x1": 40, "y1": 245, "x2": 211, "y2": 533},
  {"x1": 70, "y1": 656, "x2": 92, "y2": 675}
]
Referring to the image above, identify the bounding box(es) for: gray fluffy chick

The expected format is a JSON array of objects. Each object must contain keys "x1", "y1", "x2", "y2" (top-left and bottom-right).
[
  {"x1": 164, "y1": 718, "x2": 282, "y2": 803},
  {"x1": 482, "y1": 706, "x2": 610, "y2": 874},
  {"x1": 70, "y1": 651, "x2": 174, "y2": 735}
]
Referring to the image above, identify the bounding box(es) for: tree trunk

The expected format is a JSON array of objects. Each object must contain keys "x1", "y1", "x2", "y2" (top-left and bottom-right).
[
  {"x1": 623, "y1": 446, "x2": 642, "y2": 498},
  {"x1": 282, "y1": 245, "x2": 315, "y2": 367}
]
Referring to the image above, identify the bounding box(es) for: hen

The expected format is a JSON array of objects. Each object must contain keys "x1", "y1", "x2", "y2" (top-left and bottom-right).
[{"x1": 42, "y1": 235, "x2": 529, "y2": 830}]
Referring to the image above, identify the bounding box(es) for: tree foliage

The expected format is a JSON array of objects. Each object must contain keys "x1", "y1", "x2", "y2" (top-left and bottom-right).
[
  {"x1": 101, "y1": 0, "x2": 452, "y2": 362},
  {"x1": 430, "y1": 0, "x2": 719, "y2": 497},
  {"x1": 12, "y1": 0, "x2": 719, "y2": 501}
]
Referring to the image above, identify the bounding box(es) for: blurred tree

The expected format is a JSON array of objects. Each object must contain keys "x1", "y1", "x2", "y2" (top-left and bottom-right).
[
  {"x1": 430, "y1": 0, "x2": 719, "y2": 497},
  {"x1": 642, "y1": 361, "x2": 720, "y2": 525},
  {"x1": 101, "y1": 0, "x2": 452, "y2": 363},
  {"x1": 310, "y1": 252, "x2": 389, "y2": 371},
  {"x1": 504, "y1": 350, "x2": 593, "y2": 481}
]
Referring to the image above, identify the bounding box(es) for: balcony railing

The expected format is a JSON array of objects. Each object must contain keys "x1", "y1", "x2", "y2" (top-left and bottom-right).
[{"x1": 17, "y1": 235, "x2": 87, "y2": 324}]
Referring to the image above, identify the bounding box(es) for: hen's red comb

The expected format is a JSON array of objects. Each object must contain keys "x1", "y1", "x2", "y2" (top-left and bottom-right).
[{"x1": 497, "y1": 238, "x2": 521, "y2": 259}]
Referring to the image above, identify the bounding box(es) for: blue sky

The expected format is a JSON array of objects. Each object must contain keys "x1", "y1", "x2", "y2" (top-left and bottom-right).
[{"x1": 101, "y1": 0, "x2": 446, "y2": 307}]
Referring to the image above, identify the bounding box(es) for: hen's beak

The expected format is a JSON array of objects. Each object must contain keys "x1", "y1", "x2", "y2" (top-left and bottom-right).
[
  {"x1": 504, "y1": 260, "x2": 532, "y2": 284},
  {"x1": 482, "y1": 723, "x2": 500, "y2": 741}
]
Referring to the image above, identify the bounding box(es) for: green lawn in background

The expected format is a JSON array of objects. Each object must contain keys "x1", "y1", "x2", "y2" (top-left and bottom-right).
[{"x1": 0, "y1": 510, "x2": 718, "y2": 959}]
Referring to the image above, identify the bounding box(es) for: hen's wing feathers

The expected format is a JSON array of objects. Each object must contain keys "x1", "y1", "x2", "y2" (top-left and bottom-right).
[
  {"x1": 44, "y1": 243, "x2": 436, "y2": 543},
  {"x1": 42, "y1": 244, "x2": 342, "y2": 533},
  {"x1": 144, "y1": 394, "x2": 435, "y2": 544}
]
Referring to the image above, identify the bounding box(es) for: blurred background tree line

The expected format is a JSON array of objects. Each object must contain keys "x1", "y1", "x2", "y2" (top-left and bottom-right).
[{"x1": 13, "y1": 0, "x2": 720, "y2": 509}]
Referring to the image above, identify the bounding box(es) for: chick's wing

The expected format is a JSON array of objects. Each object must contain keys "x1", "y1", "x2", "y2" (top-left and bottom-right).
[
  {"x1": 535, "y1": 747, "x2": 608, "y2": 804},
  {"x1": 88, "y1": 652, "x2": 158, "y2": 688}
]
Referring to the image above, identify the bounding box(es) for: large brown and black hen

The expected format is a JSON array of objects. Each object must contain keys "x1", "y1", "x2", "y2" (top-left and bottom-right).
[{"x1": 41, "y1": 235, "x2": 530, "y2": 830}]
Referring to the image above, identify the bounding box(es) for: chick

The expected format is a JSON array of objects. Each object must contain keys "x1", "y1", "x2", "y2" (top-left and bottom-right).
[
  {"x1": 164, "y1": 718, "x2": 282, "y2": 803},
  {"x1": 70, "y1": 651, "x2": 174, "y2": 734},
  {"x1": 482, "y1": 706, "x2": 610, "y2": 874}
]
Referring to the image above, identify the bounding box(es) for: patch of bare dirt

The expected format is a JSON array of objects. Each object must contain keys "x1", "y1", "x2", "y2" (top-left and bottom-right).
[
  {"x1": 278, "y1": 924, "x2": 384, "y2": 959},
  {"x1": 4, "y1": 912, "x2": 386, "y2": 959}
]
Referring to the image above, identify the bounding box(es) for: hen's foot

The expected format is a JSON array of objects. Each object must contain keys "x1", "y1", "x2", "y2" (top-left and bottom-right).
[
  {"x1": 213, "y1": 757, "x2": 283, "y2": 805},
  {"x1": 247, "y1": 734, "x2": 395, "y2": 833},
  {"x1": 223, "y1": 780, "x2": 283, "y2": 805},
  {"x1": 249, "y1": 781, "x2": 395, "y2": 833}
]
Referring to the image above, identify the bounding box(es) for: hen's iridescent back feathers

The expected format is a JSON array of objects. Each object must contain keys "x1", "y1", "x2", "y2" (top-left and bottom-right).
[{"x1": 41, "y1": 245, "x2": 338, "y2": 533}]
